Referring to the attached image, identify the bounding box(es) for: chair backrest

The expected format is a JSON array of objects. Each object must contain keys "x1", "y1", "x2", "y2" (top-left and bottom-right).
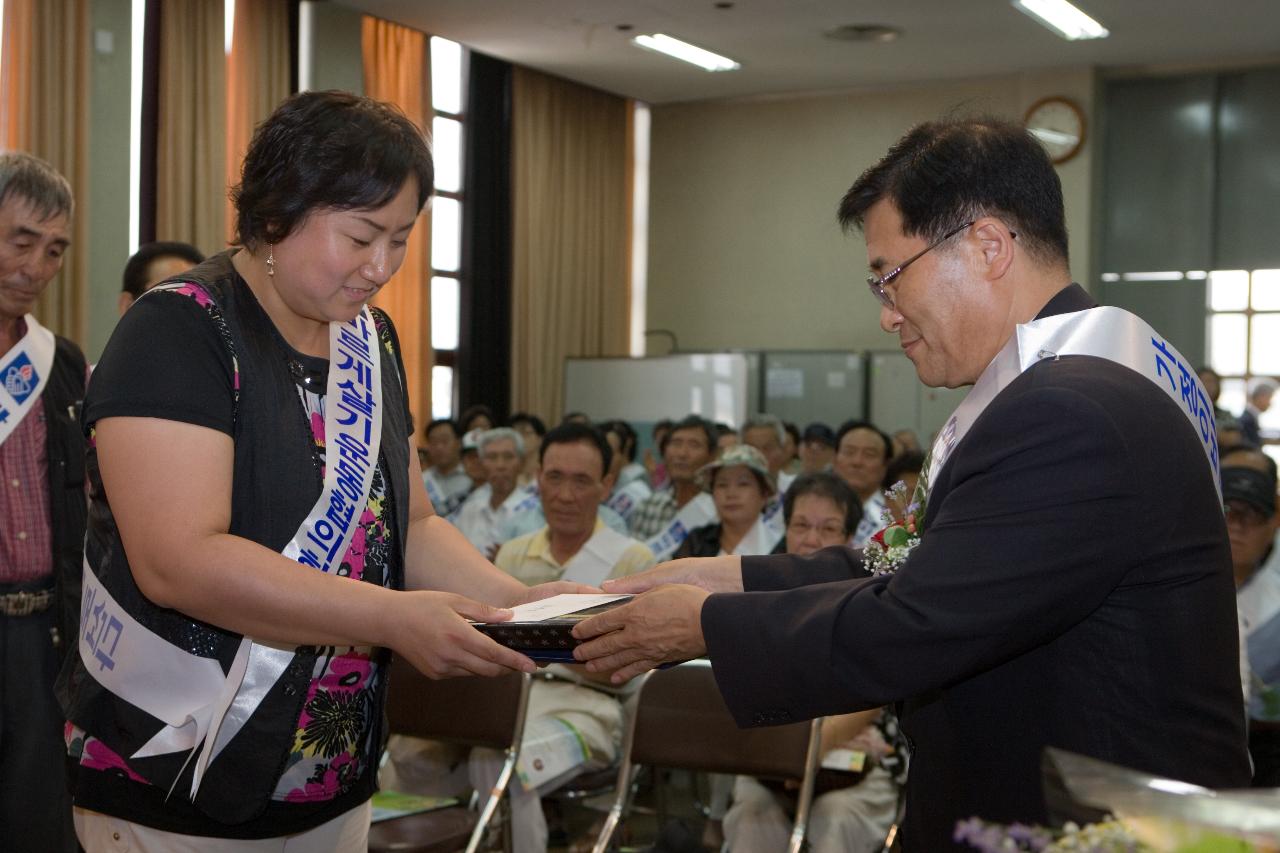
[
  {"x1": 384, "y1": 656, "x2": 531, "y2": 749},
  {"x1": 629, "y1": 659, "x2": 815, "y2": 781}
]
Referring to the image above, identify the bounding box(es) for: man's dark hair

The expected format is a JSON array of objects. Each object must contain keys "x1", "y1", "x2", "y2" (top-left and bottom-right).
[
  {"x1": 838, "y1": 117, "x2": 1069, "y2": 267},
  {"x1": 835, "y1": 419, "x2": 894, "y2": 462},
  {"x1": 661, "y1": 415, "x2": 717, "y2": 455},
  {"x1": 424, "y1": 418, "x2": 460, "y2": 441},
  {"x1": 714, "y1": 422, "x2": 736, "y2": 437},
  {"x1": 232, "y1": 90, "x2": 434, "y2": 250},
  {"x1": 1221, "y1": 445, "x2": 1280, "y2": 481},
  {"x1": 508, "y1": 412, "x2": 547, "y2": 437},
  {"x1": 883, "y1": 450, "x2": 926, "y2": 491},
  {"x1": 783, "y1": 472, "x2": 860, "y2": 536},
  {"x1": 122, "y1": 241, "x2": 205, "y2": 297},
  {"x1": 561, "y1": 411, "x2": 592, "y2": 425},
  {"x1": 539, "y1": 422, "x2": 613, "y2": 479}
]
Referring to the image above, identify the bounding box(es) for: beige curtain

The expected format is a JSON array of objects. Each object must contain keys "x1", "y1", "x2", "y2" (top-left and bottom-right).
[
  {"x1": 511, "y1": 68, "x2": 631, "y2": 420},
  {"x1": 362, "y1": 16, "x2": 433, "y2": 433},
  {"x1": 156, "y1": 0, "x2": 226, "y2": 255},
  {"x1": 226, "y1": 0, "x2": 291, "y2": 244},
  {"x1": 0, "y1": 0, "x2": 91, "y2": 343}
]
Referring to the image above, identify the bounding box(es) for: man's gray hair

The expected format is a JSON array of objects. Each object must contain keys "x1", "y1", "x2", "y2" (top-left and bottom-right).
[
  {"x1": 1250, "y1": 379, "x2": 1277, "y2": 400},
  {"x1": 0, "y1": 152, "x2": 73, "y2": 220},
  {"x1": 742, "y1": 413, "x2": 786, "y2": 446},
  {"x1": 478, "y1": 427, "x2": 525, "y2": 458}
]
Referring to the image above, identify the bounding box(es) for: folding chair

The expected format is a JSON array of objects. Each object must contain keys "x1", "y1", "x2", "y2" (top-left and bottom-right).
[
  {"x1": 590, "y1": 659, "x2": 823, "y2": 853},
  {"x1": 367, "y1": 657, "x2": 533, "y2": 853}
]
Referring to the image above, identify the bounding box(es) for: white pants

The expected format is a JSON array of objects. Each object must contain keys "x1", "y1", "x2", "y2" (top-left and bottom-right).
[
  {"x1": 723, "y1": 767, "x2": 899, "y2": 853},
  {"x1": 468, "y1": 679, "x2": 624, "y2": 853},
  {"x1": 73, "y1": 801, "x2": 371, "y2": 853}
]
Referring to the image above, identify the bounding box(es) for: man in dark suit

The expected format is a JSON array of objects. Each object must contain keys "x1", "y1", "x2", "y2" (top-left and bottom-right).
[{"x1": 573, "y1": 118, "x2": 1250, "y2": 850}]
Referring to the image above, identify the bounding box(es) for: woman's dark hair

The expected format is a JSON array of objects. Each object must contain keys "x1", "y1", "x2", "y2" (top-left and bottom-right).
[
  {"x1": 883, "y1": 450, "x2": 926, "y2": 491},
  {"x1": 232, "y1": 90, "x2": 434, "y2": 249},
  {"x1": 539, "y1": 422, "x2": 613, "y2": 479},
  {"x1": 460, "y1": 404, "x2": 497, "y2": 433},
  {"x1": 782, "y1": 472, "x2": 859, "y2": 536},
  {"x1": 602, "y1": 419, "x2": 639, "y2": 462}
]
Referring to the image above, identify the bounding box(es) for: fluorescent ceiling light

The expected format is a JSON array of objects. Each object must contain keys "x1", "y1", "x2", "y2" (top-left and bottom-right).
[
  {"x1": 632, "y1": 33, "x2": 740, "y2": 72},
  {"x1": 1012, "y1": 0, "x2": 1109, "y2": 40}
]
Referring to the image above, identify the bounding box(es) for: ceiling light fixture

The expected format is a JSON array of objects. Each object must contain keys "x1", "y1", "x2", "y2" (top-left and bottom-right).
[
  {"x1": 631, "y1": 33, "x2": 740, "y2": 72},
  {"x1": 1012, "y1": 0, "x2": 1109, "y2": 41}
]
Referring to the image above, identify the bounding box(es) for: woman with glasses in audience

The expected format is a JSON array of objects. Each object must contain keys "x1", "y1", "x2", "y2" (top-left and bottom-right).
[{"x1": 724, "y1": 472, "x2": 904, "y2": 853}]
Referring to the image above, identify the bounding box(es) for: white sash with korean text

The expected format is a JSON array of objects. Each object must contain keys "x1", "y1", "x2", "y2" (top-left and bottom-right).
[
  {"x1": 729, "y1": 516, "x2": 781, "y2": 557},
  {"x1": 0, "y1": 314, "x2": 55, "y2": 445},
  {"x1": 927, "y1": 306, "x2": 1220, "y2": 500},
  {"x1": 78, "y1": 307, "x2": 383, "y2": 800},
  {"x1": 560, "y1": 526, "x2": 638, "y2": 587},
  {"x1": 645, "y1": 491, "x2": 718, "y2": 562}
]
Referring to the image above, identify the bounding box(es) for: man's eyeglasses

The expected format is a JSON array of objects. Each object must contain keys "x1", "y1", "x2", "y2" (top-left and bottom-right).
[{"x1": 866, "y1": 221, "x2": 974, "y2": 309}]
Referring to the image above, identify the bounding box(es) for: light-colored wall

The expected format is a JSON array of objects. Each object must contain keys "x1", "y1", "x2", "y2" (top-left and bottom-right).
[
  {"x1": 301, "y1": 0, "x2": 364, "y2": 94},
  {"x1": 86, "y1": 0, "x2": 134, "y2": 360},
  {"x1": 646, "y1": 69, "x2": 1096, "y2": 354}
]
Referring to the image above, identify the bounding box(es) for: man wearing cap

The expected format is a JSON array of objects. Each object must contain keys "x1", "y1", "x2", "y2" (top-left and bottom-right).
[
  {"x1": 1222, "y1": 448, "x2": 1280, "y2": 784},
  {"x1": 0, "y1": 152, "x2": 83, "y2": 852},
  {"x1": 574, "y1": 117, "x2": 1248, "y2": 849}
]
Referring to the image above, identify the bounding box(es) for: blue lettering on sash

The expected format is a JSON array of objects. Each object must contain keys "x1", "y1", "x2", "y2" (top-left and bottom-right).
[
  {"x1": 1151, "y1": 337, "x2": 1219, "y2": 476},
  {"x1": 83, "y1": 588, "x2": 124, "y2": 672},
  {"x1": 297, "y1": 549, "x2": 323, "y2": 568},
  {"x1": 335, "y1": 351, "x2": 374, "y2": 390},
  {"x1": 0, "y1": 406, "x2": 9, "y2": 424}
]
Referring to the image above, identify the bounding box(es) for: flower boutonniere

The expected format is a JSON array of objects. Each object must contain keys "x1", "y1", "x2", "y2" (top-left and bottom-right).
[{"x1": 864, "y1": 479, "x2": 925, "y2": 575}]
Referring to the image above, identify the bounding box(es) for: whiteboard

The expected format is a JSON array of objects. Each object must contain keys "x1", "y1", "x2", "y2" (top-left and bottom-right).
[{"x1": 564, "y1": 354, "x2": 752, "y2": 426}]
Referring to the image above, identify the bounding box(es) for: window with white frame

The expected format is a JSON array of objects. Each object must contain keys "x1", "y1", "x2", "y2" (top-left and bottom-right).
[
  {"x1": 430, "y1": 36, "x2": 464, "y2": 419},
  {"x1": 1205, "y1": 268, "x2": 1280, "y2": 433}
]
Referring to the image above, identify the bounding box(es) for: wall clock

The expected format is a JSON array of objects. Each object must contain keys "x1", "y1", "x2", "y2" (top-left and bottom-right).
[{"x1": 1024, "y1": 96, "x2": 1086, "y2": 165}]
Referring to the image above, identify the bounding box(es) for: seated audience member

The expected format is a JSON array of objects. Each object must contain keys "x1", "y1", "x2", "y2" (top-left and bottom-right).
[
  {"x1": 482, "y1": 423, "x2": 656, "y2": 853},
  {"x1": 881, "y1": 450, "x2": 925, "y2": 524},
  {"x1": 630, "y1": 415, "x2": 718, "y2": 559},
  {"x1": 603, "y1": 420, "x2": 652, "y2": 525},
  {"x1": 725, "y1": 472, "x2": 904, "y2": 853},
  {"x1": 422, "y1": 418, "x2": 472, "y2": 516},
  {"x1": 118, "y1": 240, "x2": 204, "y2": 315},
  {"x1": 459, "y1": 428, "x2": 488, "y2": 487},
  {"x1": 1222, "y1": 449, "x2": 1280, "y2": 785},
  {"x1": 643, "y1": 418, "x2": 675, "y2": 489},
  {"x1": 459, "y1": 403, "x2": 496, "y2": 434},
  {"x1": 799, "y1": 422, "x2": 837, "y2": 474},
  {"x1": 891, "y1": 428, "x2": 921, "y2": 457},
  {"x1": 1199, "y1": 366, "x2": 1234, "y2": 426},
  {"x1": 675, "y1": 445, "x2": 781, "y2": 558},
  {"x1": 450, "y1": 428, "x2": 536, "y2": 557},
  {"x1": 833, "y1": 420, "x2": 893, "y2": 546},
  {"x1": 715, "y1": 422, "x2": 739, "y2": 456},
  {"x1": 509, "y1": 412, "x2": 547, "y2": 485},
  {"x1": 742, "y1": 413, "x2": 795, "y2": 494},
  {"x1": 1240, "y1": 380, "x2": 1276, "y2": 448},
  {"x1": 782, "y1": 421, "x2": 803, "y2": 476}
]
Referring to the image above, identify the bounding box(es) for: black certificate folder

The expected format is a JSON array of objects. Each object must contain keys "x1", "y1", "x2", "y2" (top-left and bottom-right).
[{"x1": 475, "y1": 596, "x2": 632, "y2": 663}]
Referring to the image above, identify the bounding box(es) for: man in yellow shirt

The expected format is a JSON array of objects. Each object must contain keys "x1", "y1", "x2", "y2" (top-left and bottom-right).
[{"x1": 480, "y1": 422, "x2": 655, "y2": 853}]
